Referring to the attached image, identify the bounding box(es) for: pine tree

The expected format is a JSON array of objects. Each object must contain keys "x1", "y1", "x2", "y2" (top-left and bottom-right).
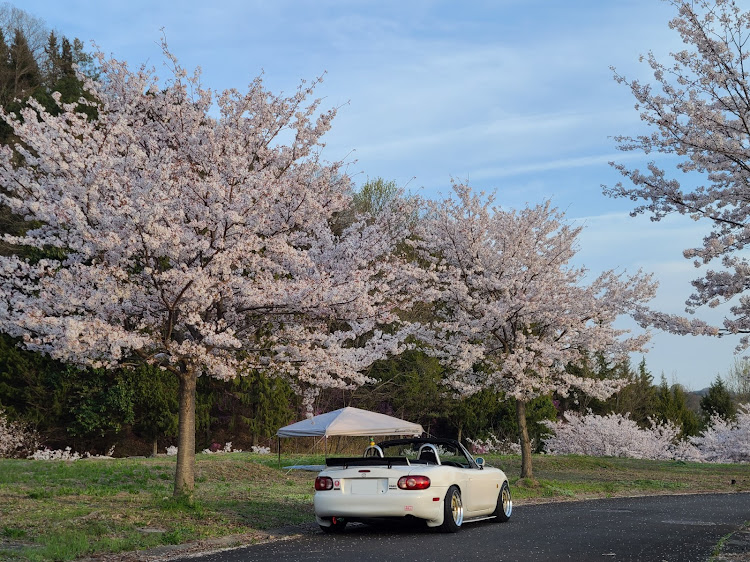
[
  {"x1": 672, "y1": 383, "x2": 700, "y2": 437},
  {"x1": 655, "y1": 375, "x2": 700, "y2": 438},
  {"x1": 43, "y1": 31, "x2": 59, "y2": 83},
  {"x1": 9, "y1": 28, "x2": 40, "y2": 100},
  {"x1": 609, "y1": 358, "x2": 658, "y2": 427},
  {"x1": 0, "y1": 30, "x2": 12, "y2": 107},
  {"x1": 128, "y1": 365, "x2": 178, "y2": 456},
  {"x1": 59, "y1": 37, "x2": 73, "y2": 77},
  {"x1": 700, "y1": 376, "x2": 736, "y2": 424}
]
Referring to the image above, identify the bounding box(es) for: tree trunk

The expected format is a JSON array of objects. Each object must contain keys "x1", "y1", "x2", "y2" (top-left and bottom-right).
[
  {"x1": 516, "y1": 398, "x2": 534, "y2": 480},
  {"x1": 174, "y1": 367, "x2": 196, "y2": 499},
  {"x1": 151, "y1": 436, "x2": 158, "y2": 458}
]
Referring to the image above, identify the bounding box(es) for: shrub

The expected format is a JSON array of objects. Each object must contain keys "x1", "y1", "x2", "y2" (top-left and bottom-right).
[
  {"x1": 28, "y1": 446, "x2": 82, "y2": 461},
  {"x1": 0, "y1": 408, "x2": 39, "y2": 458},
  {"x1": 201, "y1": 442, "x2": 243, "y2": 454}
]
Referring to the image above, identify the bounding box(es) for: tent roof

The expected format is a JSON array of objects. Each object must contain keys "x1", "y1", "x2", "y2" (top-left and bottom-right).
[{"x1": 276, "y1": 407, "x2": 424, "y2": 438}]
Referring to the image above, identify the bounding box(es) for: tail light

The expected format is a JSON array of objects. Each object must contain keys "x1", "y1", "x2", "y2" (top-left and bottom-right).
[
  {"x1": 398, "y1": 475, "x2": 431, "y2": 490},
  {"x1": 315, "y1": 476, "x2": 334, "y2": 491}
]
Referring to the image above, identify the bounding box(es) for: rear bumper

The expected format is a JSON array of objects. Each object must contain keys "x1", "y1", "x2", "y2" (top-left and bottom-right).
[{"x1": 314, "y1": 486, "x2": 448, "y2": 527}]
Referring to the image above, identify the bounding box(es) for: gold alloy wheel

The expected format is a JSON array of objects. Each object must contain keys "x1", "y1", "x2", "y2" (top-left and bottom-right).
[{"x1": 451, "y1": 488, "x2": 464, "y2": 526}]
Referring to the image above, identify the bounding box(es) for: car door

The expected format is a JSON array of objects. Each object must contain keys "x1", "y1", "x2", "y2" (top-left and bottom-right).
[
  {"x1": 441, "y1": 445, "x2": 497, "y2": 515},
  {"x1": 466, "y1": 466, "x2": 500, "y2": 514},
  {"x1": 469, "y1": 468, "x2": 500, "y2": 513}
]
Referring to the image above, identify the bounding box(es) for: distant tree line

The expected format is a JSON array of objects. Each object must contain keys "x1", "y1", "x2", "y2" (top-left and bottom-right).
[
  {"x1": 557, "y1": 356, "x2": 741, "y2": 438},
  {"x1": 3, "y1": 315, "x2": 743, "y2": 456}
]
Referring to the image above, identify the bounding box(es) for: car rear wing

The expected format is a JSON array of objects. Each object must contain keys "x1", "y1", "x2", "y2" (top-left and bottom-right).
[{"x1": 325, "y1": 456, "x2": 411, "y2": 468}]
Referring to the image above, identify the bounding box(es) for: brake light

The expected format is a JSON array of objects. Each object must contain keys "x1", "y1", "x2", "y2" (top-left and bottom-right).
[
  {"x1": 398, "y1": 475, "x2": 431, "y2": 490},
  {"x1": 315, "y1": 476, "x2": 334, "y2": 491}
]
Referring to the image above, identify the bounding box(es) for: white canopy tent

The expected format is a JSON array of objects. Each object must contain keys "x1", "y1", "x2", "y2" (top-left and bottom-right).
[
  {"x1": 277, "y1": 406, "x2": 424, "y2": 438},
  {"x1": 276, "y1": 407, "x2": 424, "y2": 466}
]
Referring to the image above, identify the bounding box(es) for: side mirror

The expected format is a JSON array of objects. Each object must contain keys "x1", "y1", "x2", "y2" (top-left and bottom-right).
[{"x1": 475, "y1": 456, "x2": 485, "y2": 469}]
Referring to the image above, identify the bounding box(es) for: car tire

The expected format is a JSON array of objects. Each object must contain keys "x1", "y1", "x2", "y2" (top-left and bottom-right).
[
  {"x1": 320, "y1": 516, "x2": 347, "y2": 533},
  {"x1": 438, "y1": 485, "x2": 463, "y2": 533},
  {"x1": 493, "y1": 481, "x2": 512, "y2": 522}
]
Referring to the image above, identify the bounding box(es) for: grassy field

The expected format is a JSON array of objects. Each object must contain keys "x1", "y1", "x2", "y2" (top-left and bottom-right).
[{"x1": 1, "y1": 453, "x2": 749, "y2": 561}]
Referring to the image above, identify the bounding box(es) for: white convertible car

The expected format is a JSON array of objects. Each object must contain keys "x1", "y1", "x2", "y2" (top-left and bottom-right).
[{"x1": 314, "y1": 437, "x2": 512, "y2": 533}]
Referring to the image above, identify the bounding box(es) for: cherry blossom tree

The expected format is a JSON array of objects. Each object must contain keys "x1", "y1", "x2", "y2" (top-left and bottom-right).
[
  {"x1": 606, "y1": 0, "x2": 750, "y2": 345},
  {"x1": 542, "y1": 411, "x2": 687, "y2": 461},
  {"x1": 414, "y1": 183, "x2": 657, "y2": 478},
  {"x1": 0, "y1": 42, "x2": 412, "y2": 497},
  {"x1": 543, "y1": 406, "x2": 750, "y2": 464},
  {"x1": 690, "y1": 403, "x2": 750, "y2": 463}
]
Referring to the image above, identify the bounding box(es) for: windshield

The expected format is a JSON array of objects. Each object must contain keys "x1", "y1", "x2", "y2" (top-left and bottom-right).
[{"x1": 379, "y1": 441, "x2": 474, "y2": 468}]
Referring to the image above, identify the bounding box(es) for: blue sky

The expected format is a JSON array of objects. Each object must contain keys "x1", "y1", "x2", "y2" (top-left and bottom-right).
[{"x1": 20, "y1": 0, "x2": 744, "y2": 390}]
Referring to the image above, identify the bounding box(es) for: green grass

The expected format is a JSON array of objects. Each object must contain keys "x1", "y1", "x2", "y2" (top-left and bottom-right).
[
  {"x1": 496, "y1": 454, "x2": 750, "y2": 502},
  {"x1": 0, "y1": 453, "x2": 315, "y2": 561},
  {"x1": 1, "y1": 452, "x2": 749, "y2": 561}
]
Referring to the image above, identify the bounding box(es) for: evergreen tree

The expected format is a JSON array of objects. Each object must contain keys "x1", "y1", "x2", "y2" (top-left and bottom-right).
[
  {"x1": 448, "y1": 389, "x2": 505, "y2": 444},
  {"x1": 0, "y1": 29, "x2": 12, "y2": 107},
  {"x1": 0, "y1": 332, "x2": 62, "y2": 424},
  {"x1": 59, "y1": 37, "x2": 73, "y2": 77},
  {"x1": 43, "y1": 31, "x2": 59, "y2": 83},
  {"x1": 700, "y1": 376, "x2": 735, "y2": 424},
  {"x1": 655, "y1": 375, "x2": 700, "y2": 438},
  {"x1": 608, "y1": 358, "x2": 658, "y2": 426},
  {"x1": 0, "y1": 333, "x2": 141, "y2": 451},
  {"x1": 221, "y1": 370, "x2": 296, "y2": 447},
  {"x1": 672, "y1": 383, "x2": 700, "y2": 437},
  {"x1": 62, "y1": 365, "x2": 135, "y2": 443},
  {"x1": 557, "y1": 353, "x2": 631, "y2": 416},
  {"x1": 489, "y1": 394, "x2": 557, "y2": 452},
  {"x1": 188, "y1": 369, "x2": 298, "y2": 451},
  {"x1": 128, "y1": 365, "x2": 178, "y2": 456},
  {"x1": 351, "y1": 349, "x2": 451, "y2": 436},
  {"x1": 9, "y1": 28, "x2": 40, "y2": 100}
]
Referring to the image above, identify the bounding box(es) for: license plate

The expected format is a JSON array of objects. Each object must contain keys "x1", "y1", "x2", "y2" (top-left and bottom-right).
[{"x1": 350, "y1": 479, "x2": 379, "y2": 495}]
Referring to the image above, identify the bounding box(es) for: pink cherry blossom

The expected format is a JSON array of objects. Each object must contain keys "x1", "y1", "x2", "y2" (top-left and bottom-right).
[
  {"x1": 0, "y1": 40, "x2": 413, "y2": 495},
  {"x1": 690, "y1": 404, "x2": 750, "y2": 463},
  {"x1": 543, "y1": 405, "x2": 750, "y2": 464},
  {"x1": 606, "y1": 0, "x2": 750, "y2": 346},
  {"x1": 542, "y1": 411, "x2": 684, "y2": 460},
  {"x1": 413, "y1": 182, "x2": 658, "y2": 477}
]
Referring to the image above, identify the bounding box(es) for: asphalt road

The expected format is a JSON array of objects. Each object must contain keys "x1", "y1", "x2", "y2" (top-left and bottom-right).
[{"x1": 173, "y1": 493, "x2": 750, "y2": 562}]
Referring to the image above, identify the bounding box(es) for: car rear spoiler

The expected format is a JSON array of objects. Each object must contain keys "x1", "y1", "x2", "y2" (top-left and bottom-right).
[{"x1": 325, "y1": 457, "x2": 411, "y2": 468}]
